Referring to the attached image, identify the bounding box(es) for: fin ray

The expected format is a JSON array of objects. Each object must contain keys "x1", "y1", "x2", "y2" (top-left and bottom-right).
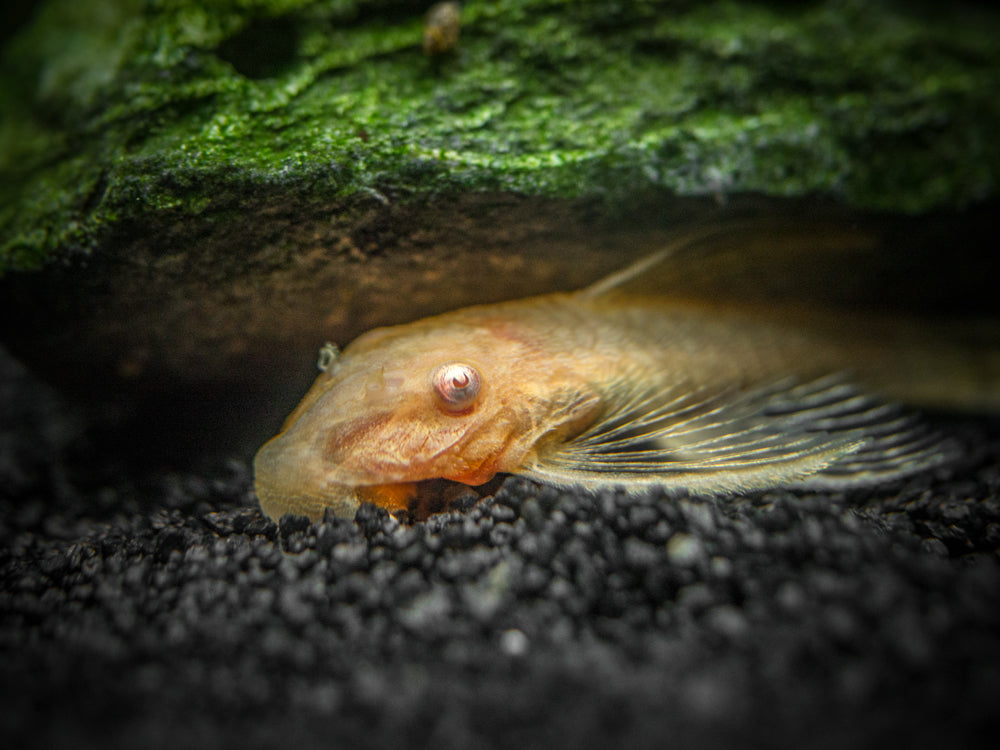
[{"x1": 525, "y1": 375, "x2": 956, "y2": 495}]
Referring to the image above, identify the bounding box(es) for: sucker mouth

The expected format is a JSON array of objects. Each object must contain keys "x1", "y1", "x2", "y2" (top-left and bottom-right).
[
  {"x1": 398, "y1": 475, "x2": 506, "y2": 521},
  {"x1": 254, "y1": 476, "x2": 507, "y2": 523},
  {"x1": 358, "y1": 476, "x2": 507, "y2": 521}
]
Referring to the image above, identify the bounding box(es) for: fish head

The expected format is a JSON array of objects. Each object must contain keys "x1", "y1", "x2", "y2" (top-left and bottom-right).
[{"x1": 253, "y1": 310, "x2": 600, "y2": 521}]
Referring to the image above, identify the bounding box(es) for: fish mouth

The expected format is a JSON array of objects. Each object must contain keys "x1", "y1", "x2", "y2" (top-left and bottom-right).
[
  {"x1": 254, "y1": 425, "x2": 506, "y2": 522},
  {"x1": 253, "y1": 473, "x2": 504, "y2": 523},
  {"x1": 370, "y1": 476, "x2": 506, "y2": 520}
]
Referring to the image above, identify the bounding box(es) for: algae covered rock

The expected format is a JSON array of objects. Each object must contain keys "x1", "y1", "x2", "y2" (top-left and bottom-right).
[{"x1": 1, "y1": 0, "x2": 999, "y2": 274}]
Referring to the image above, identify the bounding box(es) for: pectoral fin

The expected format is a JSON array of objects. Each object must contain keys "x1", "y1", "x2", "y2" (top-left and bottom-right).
[{"x1": 523, "y1": 375, "x2": 956, "y2": 496}]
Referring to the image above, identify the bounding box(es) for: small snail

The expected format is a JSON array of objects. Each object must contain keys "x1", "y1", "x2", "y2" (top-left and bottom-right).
[{"x1": 423, "y1": 2, "x2": 461, "y2": 56}]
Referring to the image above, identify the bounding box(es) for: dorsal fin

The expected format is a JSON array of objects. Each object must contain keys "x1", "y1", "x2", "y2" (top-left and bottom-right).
[
  {"x1": 578, "y1": 247, "x2": 675, "y2": 300},
  {"x1": 578, "y1": 224, "x2": 735, "y2": 300},
  {"x1": 575, "y1": 217, "x2": 882, "y2": 306}
]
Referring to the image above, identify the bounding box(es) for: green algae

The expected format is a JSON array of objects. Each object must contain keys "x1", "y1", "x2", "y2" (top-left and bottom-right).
[{"x1": 1, "y1": 0, "x2": 999, "y2": 274}]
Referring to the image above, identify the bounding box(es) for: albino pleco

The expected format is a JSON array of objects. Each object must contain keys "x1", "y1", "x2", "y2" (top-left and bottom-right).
[{"x1": 254, "y1": 227, "x2": 998, "y2": 522}]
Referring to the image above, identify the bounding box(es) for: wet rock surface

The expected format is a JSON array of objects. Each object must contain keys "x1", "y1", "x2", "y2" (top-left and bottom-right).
[
  {"x1": 2, "y1": 347, "x2": 999, "y2": 749},
  {"x1": 4, "y1": 0, "x2": 999, "y2": 275}
]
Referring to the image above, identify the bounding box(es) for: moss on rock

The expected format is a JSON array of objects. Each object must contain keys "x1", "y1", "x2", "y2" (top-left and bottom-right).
[{"x1": 1, "y1": 0, "x2": 999, "y2": 274}]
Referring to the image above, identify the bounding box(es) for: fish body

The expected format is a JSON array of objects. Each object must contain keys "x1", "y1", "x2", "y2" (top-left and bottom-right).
[{"x1": 253, "y1": 253, "x2": 996, "y2": 522}]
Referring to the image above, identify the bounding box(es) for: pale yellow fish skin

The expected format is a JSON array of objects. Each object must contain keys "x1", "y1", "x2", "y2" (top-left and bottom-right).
[{"x1": 253, "y1": 285, "x2": 997, "y2": 522}]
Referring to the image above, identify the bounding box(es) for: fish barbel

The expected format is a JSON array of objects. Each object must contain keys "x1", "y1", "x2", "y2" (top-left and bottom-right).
[{"x1": 254, "y1": 231, "x2": 998, "y2": 522}]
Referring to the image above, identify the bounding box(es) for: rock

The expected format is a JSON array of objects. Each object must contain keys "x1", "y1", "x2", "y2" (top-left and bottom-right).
[{"x1": 3, "y1": 0, "x2": 999, "y2": 276}]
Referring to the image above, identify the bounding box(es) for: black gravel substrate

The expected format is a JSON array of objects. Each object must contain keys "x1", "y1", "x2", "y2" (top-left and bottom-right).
[{"x1": 2, "y1": 347, "x2": 1000, "y2": 750}]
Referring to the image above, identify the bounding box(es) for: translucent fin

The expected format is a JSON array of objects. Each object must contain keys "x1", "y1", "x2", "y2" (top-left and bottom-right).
[
  {"x1": 576, "y1": 218, "x2": 882, "y2": 303},
  {"x1": 579, "y1": 225, "x2": 734, "y2": 300},
  {"x1": 522, "y1": 375, "x2": 956, "y2": 496}
]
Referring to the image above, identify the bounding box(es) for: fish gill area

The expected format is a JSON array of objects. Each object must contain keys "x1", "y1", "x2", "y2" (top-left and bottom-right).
[{"x1": 2, "y1": 1, "x2": 1000, "y2": 748}]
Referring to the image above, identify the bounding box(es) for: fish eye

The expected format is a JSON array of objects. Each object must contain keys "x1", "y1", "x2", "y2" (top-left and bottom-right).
[{"x1": 432, "y1": 362, "x2": 481, "y2": 411}]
